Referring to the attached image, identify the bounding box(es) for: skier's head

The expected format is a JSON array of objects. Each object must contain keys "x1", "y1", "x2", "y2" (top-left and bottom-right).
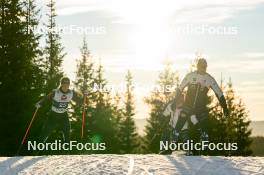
[
  {"x1": 60, "y1": 77, "x2": 70, "y2": 92},
  {"x1": 197, "y1": 58, "x2": 207, "y2": 74}
]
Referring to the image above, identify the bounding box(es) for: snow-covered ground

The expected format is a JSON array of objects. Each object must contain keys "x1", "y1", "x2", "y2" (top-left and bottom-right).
[{"x1": 1, "y1": 155, "x2": 264, "y2": 175}]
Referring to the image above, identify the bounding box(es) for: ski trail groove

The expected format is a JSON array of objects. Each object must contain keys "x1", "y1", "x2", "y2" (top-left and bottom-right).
[{"x1": 127, "y1": 156, "x2": 134, "y2": 175}]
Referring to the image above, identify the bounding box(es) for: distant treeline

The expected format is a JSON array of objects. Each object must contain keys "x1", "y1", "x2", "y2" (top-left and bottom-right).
[{"x1": 250, "y1": 137, "x2": 264, "y2": 156}]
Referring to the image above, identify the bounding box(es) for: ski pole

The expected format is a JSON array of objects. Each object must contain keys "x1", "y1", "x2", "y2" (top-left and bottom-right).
[
  {"x1": 21, "y1": 107, "x2": 39, "y2": 145},
  {"x1": 81, "y1": 94, "x2": 86, "y2": 139}
]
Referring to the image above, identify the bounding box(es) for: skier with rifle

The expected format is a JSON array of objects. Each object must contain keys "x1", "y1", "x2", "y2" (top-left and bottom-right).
[
  {"x1": 35, "y1": 77, "x2": 88, "y2": 143},
  {"x1": 172, "y1": 58, "x2": 229, "y2": 153}
]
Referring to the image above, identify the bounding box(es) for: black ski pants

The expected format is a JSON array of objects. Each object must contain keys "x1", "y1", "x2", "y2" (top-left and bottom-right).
[{"x1": 39, "y1": 111, "x2": 70, "y2": 143}]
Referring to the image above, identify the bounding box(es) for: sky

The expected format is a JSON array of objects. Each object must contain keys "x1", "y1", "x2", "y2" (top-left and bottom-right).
[{"x1": 38, "y1": 0, "x2": 264, "y2": 121}]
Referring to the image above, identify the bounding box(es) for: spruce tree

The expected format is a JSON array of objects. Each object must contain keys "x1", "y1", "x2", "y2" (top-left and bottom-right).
[
  {"x1": 208, "y1": 79, "x2": 252, "y2": 156},
  {"x1": 91, "y1": 63, "x2": 120, "y2": 153},
  {"x1": 224, "y1": 79, "x2": 252, "y2": 155},
  {"x1": 71, "y1": 38, "x2": 95, "y2": 145},
  {"x1": 71, "y1": 41, "x2": 123, "y2": 154},
  {"x1": 34, "y1": 0, "x2": 66, "y2": 150},
  {"x1": 143, "y1": 63, "x2": 179, "y2": 153},
  {"x1": 119, "y1": 70, "x2": 139, "y2": 153},
  {"x1": 43, "y1": 0, "x2": 65, "y2": 92},
  {"x1": 0, "y1": 0, "x2": 44, "y2": 155}
]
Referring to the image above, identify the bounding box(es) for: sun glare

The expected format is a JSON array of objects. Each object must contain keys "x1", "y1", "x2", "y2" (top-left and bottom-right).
[{"x1": 130, "y1": 24, "x2": 172, "y2": 70}]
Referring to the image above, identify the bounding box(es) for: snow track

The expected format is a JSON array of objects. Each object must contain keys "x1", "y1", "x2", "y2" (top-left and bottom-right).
[{"x1": 0, "y1": 155, "x2": 264, "y2": 175}]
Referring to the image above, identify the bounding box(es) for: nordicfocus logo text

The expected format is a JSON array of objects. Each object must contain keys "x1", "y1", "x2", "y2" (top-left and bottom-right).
[
  {"x1": 27, "y1": 140, "x2": 106, "y2": 151},
  {"x1": 160, "y1": 140, "x2": 238, "y2": 151}
]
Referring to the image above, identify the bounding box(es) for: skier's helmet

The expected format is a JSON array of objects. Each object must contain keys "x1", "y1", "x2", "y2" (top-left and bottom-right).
[{"x1": 60, "y1": 77, "x2": 70, "y2": 85}]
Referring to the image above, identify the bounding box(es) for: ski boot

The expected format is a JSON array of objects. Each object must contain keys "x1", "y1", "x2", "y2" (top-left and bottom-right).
[{"x1": 171, "y1": 128, "x2": 180, "y2": 143}]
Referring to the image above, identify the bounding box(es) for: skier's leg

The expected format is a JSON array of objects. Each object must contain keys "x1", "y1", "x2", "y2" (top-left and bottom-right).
[
  {"x1": 35, "y1": 112, "x2": 58, "y2": 156},
  {"x1": 159, "y1": 130, "x2": 173, "y2": 154},
  {"x1": 179, "y1": 129, "x2": 189, "y2": 143},
  {"x1": 159, "y1": 116, "x2": 172, "y2": 154},
  {"x1": 161, "y1": 127, "x2": 171, "y2": 142},
  {"x1": 179, "y1": 117, "x2": 195, "y2": 155},
  {"x1": 195, "y1": 110, "x2": 209, "y2": 155},
  {"x1": 179, "y1": 129, "x2": 194, "y2": 156},
  {"x1": 174, "y1": 106, "x2": 192, "y2": 142},
  {"x1": 61, "y1": 112, "x2": 70, "y2": 143},
  {"x1": 160, "y1": 115, "x2": 170, "y2": 142},
  {"x1": 171, "y1": 128, "x2": 179, "y2": 142},
  {"x1": 196, "y1": 111, "x2": 209, "y2": 142},
  {"x1": 38, "y1": 112, "x2": 58, "y2": 143}
]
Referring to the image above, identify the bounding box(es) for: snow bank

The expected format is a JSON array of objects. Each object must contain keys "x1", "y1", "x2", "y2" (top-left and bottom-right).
[{"x1": 0, "y1": 155, "x2": 264, "y2": 175}]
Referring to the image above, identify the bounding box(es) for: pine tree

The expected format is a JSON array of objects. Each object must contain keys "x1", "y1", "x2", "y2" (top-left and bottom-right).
[
  {"x1": 71, "y1": 42, "x2": 123, "y2": 154},
  {"x1": 143, "y1": 63, "x2": 179, "y2": 153},
  {"x1": 91, "y1": 63, "x2": 121, "y2": 153},
  {"x1": 71, "y1": 38, "x2": 95, "y2": 145},
  {"x1": 22, "y1": 0, "x2": 47, "y2": 145},
  {"x1": 0, "y1": 0, "x2": 44, "y2": 155},
  {"x1": 119, "y1": 70, "x2": 139, "y2": 153},
  {"x1": 43, "y1": 0, "x2": 65, "y2": 92},
  {"x1": 224, "y1": 79, "x2": 252, "y2": 155},
  {"x1": 74, "y1": 37, "x2": 94, "y2": 93},
  {"x1": 112, "y1": 92, "x2": 123, "y2": 125},
  {"x1": 32, "y1": 0, "x2": 66, "y2": 150},
  {"x1": 208, "y1": 79, "x2": 252, "y2": 156}
]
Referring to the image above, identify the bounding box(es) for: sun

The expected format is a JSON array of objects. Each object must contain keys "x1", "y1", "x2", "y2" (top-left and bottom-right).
[{"x1": 127, "y1": 21, "x2": 173, "y2": 70}]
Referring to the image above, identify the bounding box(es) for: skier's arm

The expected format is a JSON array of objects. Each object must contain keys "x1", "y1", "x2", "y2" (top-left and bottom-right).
[
  {"x1": 178, "y1": 73, "x2": 190, "y2": 92},
  {"x1": 172, "y1": 73, "x2": 190, "y2": 108},
  {"x1": 35, "y1": 90, "x2": 55, "y2": 108},
  {"x1": 210, "y1": 77, "x2": 229, "y2": 116}
]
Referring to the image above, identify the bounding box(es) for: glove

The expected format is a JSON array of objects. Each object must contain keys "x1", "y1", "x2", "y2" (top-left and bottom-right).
[{"x1": 35, "y1": 102, "x2": 41, "y2": 108}]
